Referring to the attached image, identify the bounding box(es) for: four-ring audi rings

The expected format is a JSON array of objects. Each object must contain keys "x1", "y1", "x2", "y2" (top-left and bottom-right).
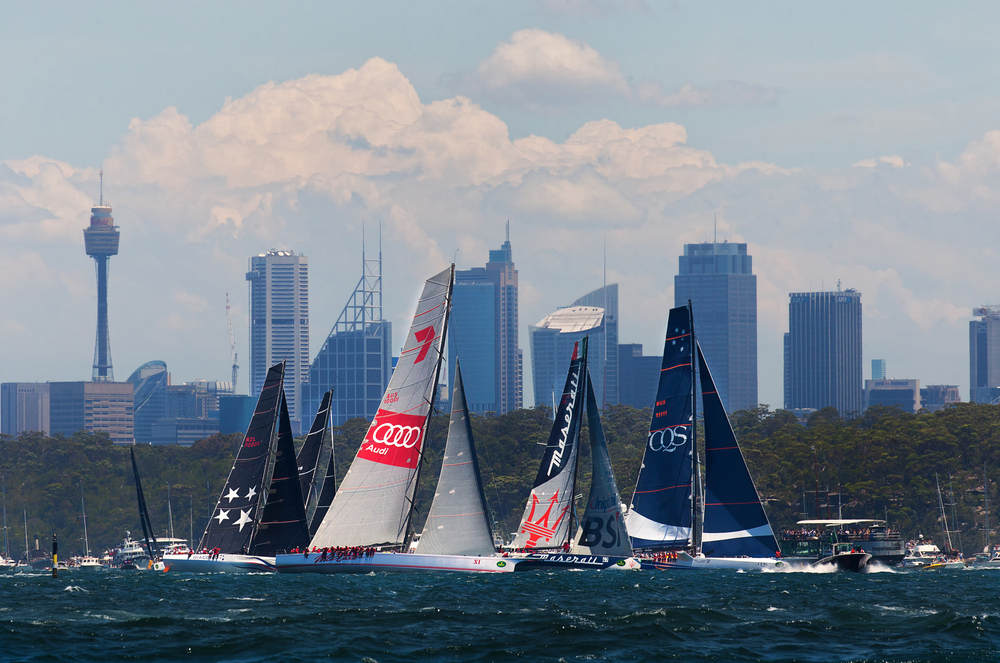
[{"x1": 371, "y1": 423, "x2": 423, "y2": 448}]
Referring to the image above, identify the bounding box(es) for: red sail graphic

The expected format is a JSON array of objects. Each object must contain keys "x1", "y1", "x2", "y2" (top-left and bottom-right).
[{"x1": 356, "y1": 409, "x2": 426, "y2": 468}]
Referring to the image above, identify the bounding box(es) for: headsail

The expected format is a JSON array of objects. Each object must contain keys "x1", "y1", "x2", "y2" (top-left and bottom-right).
[
  {"x1": 130, "y1": 447, "x2": 160, "y2": 560},
  {"x1": 418, "y1": 362, "x2": 496, "y2": 556},
  {"x1": 626, "y1": 305, "x2": 694, "y2": 550},
  {"x1": 199, "y1": 362, "x2": 284, "y2": 554},
  {"x1": 309, "y1": 449, "x2": 337, "y2": 537},
  {"x1": 251, "y1": 390, "x2": 310, "y2": 555},
  {"x1": 697, "y1": 343, "x2": 778, "y2": 557},
  {"x1": 512, "y1": 339, "x2": 587, "y2": 550},
  {"x1": 311, "y1": 266, "x2": 454, "y2": 548},
  {"x1": 572, "y1": 370, "x2": 632, "y2": 557},
  {"x1": 297, "y1": 389, "x2": 333, "y2": 525}
]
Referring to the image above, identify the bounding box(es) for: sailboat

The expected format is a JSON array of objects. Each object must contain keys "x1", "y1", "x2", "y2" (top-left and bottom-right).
[
  {"x1": 118, "y1": 447, "x2": 164, "y2": 571},
  {"x1": 921, "y1": 474, "x2": 966, "y2": 570},
  {"x1": 277, "y1": 266, "x2": 515, "y2": 573},
  {"x1": 296, "y1": 389, "x2": 335, "y2": 534},
  {"x1": 164, "y1": 362, "x2": 309, "y2": 572},
  {"x1": 76, "y1": 487, "x2": 103, "y2": 569},
  {"x1": 626, "y1": 304, "x2": 784, "y2": 571},
  {"x1": 504, "y1": 338, "x2": 638, "y2": 571},
  {"x1": 0, "y1": 485, "x2": 15, "y2": 572}
]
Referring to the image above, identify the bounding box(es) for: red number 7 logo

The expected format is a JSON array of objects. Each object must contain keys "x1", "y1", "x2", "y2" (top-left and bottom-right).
[{"x1": 413, "y1": 326, "x2": 435, "y2": 364}]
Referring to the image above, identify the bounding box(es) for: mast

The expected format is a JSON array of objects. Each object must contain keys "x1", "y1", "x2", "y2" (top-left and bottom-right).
[
  {"x1": 948, "y1": 475, "x2": 963, "y2": 554},
  {"x1": 986, "y1": 464, "x2": 990, "y2": 555},
  {"x1": 936, "y1": 474, "x2": 952, "y2": 552},
  {"x1": 80, "y1": 486, "x2": 91, "y2": 557},
  {"x1": 23, "y1": 510, "x2": 28, "y2": 564},
  {"x1": 1, "y1": 484, "x2": 8, "y2": 561},
  {"x1": 568, "y1": 354, "x2": 587, "y2": 548},
  {"x1": 688, "y1": 300, "x2": 700, "y2": 553}
]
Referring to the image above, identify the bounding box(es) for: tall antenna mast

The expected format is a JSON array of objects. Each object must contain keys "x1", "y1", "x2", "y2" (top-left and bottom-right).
[
  {"x1": 714, "y1": 212, "x2": 717, "y2": 245},
  {"x1": 226, "y1": 293, "x2": 238, "y2": 392},
  {"x1": 99, "y1": 168, "x2": 104, "y2": 206}
]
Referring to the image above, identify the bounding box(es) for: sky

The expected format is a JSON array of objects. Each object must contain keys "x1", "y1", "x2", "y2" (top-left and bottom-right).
[{"x1": 4, "y1": 1, "x2": 1000, "y2": 409}]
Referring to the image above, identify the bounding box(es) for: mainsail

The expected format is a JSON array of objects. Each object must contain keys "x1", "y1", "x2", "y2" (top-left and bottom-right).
[
  {"x1": 697, "y1": 343, "x2": 779, "y2": 557},
  {"x1": 297, "y1": 389, "x2": 333, "y2": 525},
  {"x1": 626, "y1": 305, "x2": 694, "y2": 549},
  {"x1": 130, "y1": 447, "x2": 160, "y2": 560},
  {"x1": 198, "y1": 362, "x2": 284, "y2": 554},
  {"x1": 251, "y1": 390, "x2": 310, "y2": 555},
  {"x1": 418, "y1": 362, "x2": 496, "y2": 556},
  {"x1": 309, "y1": 451, "x2": 337, "y2": 537},
  {"x1": 512, "y1": 339, "x2": 587, "y2": 550},
  {"x1": 311, "y1": 266, "x2": 454, "y2": 548},
  {"x1": 572, "y1": 370, "x2": 632, "y2": 557}
]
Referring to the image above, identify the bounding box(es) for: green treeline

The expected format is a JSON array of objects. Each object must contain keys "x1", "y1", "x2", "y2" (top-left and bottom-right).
[{"x1": 1, "y1": 402, "x2": 998, "y2": 559}]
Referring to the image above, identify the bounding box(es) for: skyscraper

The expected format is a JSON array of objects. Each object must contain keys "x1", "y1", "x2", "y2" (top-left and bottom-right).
[
  {"x1": 872, "y1": 359, "x2": 887, "y2": 380},
  {"x1": 303, "y1": 246, "x2": 392, "y2": 426},
  {"x1": 970, "y1": 306, "x2": 1000, "y2": 403},
  {"x1": 448, "y1": 230, "x2": 521, "y2": 414},
  {"x1": 84, "y1": 173, "x2": 120, "y2": 382},
  {"x1": 785, "y1": 288, "x2": 863, "y2": 416},
  {"x1": 674, "y1": 242, "x2": 757, "y2": 412},
  {"x1": 247, "y1": 250, "x2": 309, "y2": 424},
  {"x1": 529, "y1": 284, "x2": 617, "y2": 409}
]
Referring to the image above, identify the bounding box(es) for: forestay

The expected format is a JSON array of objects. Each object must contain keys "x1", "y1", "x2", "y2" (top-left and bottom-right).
[
  {"x1": 512, "y1": 340, "x2": 587, "y2": 550},
  {"x1": 418, "y1": 362, "x2": 496, "y2": 556},
  {"x1": 572, "y1": 371, "x2": 632, "y2": 557},
  {"x1": 311, "y1": 266, "x2": 453, "y2": 548},
  {"x1": 199, "y1": 362, "x2": 284, "y2": 554},
  {"x1": 626, "y1": 305, "x2": 694, "y2": 550},
  {"x1": 697, "y1": 343, "x2": 779, "y2": 557},
  {"x1": 251, "y1": 390, "x2": 309, "y2": 556}
]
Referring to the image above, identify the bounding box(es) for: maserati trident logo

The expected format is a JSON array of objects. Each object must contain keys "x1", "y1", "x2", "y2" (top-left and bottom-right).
[{"x1": 519, "y1": 491, "x2": 570, "y2": 548}]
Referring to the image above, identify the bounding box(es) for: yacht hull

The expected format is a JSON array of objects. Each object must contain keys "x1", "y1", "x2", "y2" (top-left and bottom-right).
[
  {"x1": 162, "y1": 553, "x2": 276, "y2": 573},
  {"x1": 814, "y1": 552, "x2": 872, "y2": 572},
  {"x1": 640, "y1": 552, "x2": 787, "y2": 571},
  {"x1": 275, "y1": 552, "x2": 640, "y2": 574}
]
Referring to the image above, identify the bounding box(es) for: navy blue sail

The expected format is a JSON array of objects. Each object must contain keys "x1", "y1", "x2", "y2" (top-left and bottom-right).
[
  {"x1": 698, "y1": 342, "x2": 779, "y2": 557},
  {"x1": 626, "y1": 306, "x2": 694, "y2": 549}
]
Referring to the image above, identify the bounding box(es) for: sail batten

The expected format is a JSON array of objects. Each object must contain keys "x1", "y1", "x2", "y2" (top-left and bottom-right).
[
  {"x1": 697, "y1": 342, "x2": 779, "y2": 557},
  {"x1": 310, "y1": 266, "x2": 454, "y2": 548},
  {"x1": 626, "y1": 306, "x2": 694, "y2": 550},
  {"x1": 512, "y1": 339, "x2": 587, "y2": 550},
  {"x1": 418, "y1": 362, "x2": 496, "y2": 556}
]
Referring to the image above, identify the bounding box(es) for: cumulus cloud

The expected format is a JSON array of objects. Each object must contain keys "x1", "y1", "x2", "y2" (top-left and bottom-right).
[
  {"x1": 852, "y1": 155, "x2": 905, "y2": 169},
  {"x1": 1, "y1": 55, "x2": 996, "y2": 404},
  {"x1": 455, "y1": 29, "x2": 630, "y2": 105}
]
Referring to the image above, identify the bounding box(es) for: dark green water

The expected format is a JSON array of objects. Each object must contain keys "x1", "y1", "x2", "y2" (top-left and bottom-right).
[{"x1": 2, "y1": 566, "x2": 999, "y2": 662}]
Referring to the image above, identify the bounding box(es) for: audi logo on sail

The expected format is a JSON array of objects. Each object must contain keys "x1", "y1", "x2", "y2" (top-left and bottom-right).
[
  {"x1": 648, "y1": 425, "x2": 688, "y2": 452},
  {"x1": 371, "y1": 422, "x2": 422, "y2": 448}
]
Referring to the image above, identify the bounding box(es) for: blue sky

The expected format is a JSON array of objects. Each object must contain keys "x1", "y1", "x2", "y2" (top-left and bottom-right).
[{"x1": 4, "y1": 1, "x2": 1000, "y2": 408}]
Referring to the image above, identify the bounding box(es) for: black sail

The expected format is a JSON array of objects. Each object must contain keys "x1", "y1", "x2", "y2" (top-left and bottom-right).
[
  {"x1": 198, "y1": 362, "x2": 284, "y2": 554},
  {"x1": 297, "y1": 389, "x2": 333, "y2": 525},
  {"x1": 309, "y1": 450, "x2": 338, "y2": 537},
  {"x1": 251, "y1": 390, "x2": 309, "y2": 555},
  {"x1": 130, "y1": 447, "x2": 160, "y2": 559}
]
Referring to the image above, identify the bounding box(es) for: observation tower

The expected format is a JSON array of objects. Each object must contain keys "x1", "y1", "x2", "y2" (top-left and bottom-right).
[{"x1": 84, "y1": 171, "x2": 120, "y2": 381}]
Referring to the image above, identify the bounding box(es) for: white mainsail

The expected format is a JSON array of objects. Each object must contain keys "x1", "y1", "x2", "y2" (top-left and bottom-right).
[
  {"x1": 310, "y1": 266, "x2": 454, "y2": 548},
  {"x1": 418, "y1": 362, "x2": 496, "y2": 556},
  {"x1": 572, "y1": 371, "x2": 632, "y2": 557}
]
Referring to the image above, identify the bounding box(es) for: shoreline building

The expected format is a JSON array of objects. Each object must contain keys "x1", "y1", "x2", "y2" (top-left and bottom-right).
[
  {"x1": 84, "y1": 173, "x2": 120, "y2": 382},
  {"x1": 864, "y1": 379, "x2": 920, "y2": 413},
  {"x1": 618, "y1": 343, "x2": 660, "y2": 409},
  {"x1": 921, "y1": 385, "x2": 961, "y2": 412},
  {"x1": 970, "y1": 306, "x2": 1000, "y2": 404},
  {"x1": 303, "y1": 245, "x2": 392, "y2": 426},
  {"x1": 785, "y1": 287, "x2": 863, "y2": 416},
  {"x1": 530, "y1": 284, "x2": 618, "y2": 410},
  {"x1": 247, "y1": 250, "x2": 309, "y2": 428},
  {"x1": 448, "y1": 229, "x2": 522, "y2": 414},
  {"x1": 1, "y1": 383, "x2": 50, "y2": 436},
  {"x1": 674, "y1": 241, "x2": 757, "y2": 413},
  {"x1": 50, "y1": 381, "x2": 134, "y2": 444}
]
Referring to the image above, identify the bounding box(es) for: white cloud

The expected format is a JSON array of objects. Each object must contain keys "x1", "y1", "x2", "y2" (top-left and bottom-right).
[
  {"x1": 852, "y1": 155, "x2": 905, "y2": 169},
  {"x1": 636, "y1": 80, "x2": 779, "y2": 108},
  {"x1": 2, "y1": 56, "x2": 998, "y2": 406}
]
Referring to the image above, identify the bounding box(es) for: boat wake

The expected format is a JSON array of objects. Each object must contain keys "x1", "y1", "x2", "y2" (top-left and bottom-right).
[
  {"x1": 863, "y1": 561, "x2": 898, "y2": 574},
  {"x1": 763, "y1": 563, "x2": 838, "y2": 574}
]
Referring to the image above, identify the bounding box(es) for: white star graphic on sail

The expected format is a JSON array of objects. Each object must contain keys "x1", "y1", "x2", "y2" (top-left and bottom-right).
[
  {"x1": 224, "y1": 487, "x2": 241, "y2": 502},
  {"x1": 214, "y1": 509, "x2": 230, "y2": 524},
  {"x1": 235, "y1": 509, "x2": 253, "y2": 531},
  {"x1": 245, "y1": 486, "x2": 257, "y2": 500}
]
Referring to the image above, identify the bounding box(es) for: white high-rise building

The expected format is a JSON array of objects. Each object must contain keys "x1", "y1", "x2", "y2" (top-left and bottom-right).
[{"x1": 247, "y1": 250, "x2": 309, "y2": 427}]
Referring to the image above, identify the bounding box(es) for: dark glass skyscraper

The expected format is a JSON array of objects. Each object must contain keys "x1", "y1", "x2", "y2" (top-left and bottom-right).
[
  {"x1": 969, "y1": 306, "x2": 1000, "y2": 403},
  {"x1": 447, "y1": 230, "x2": 521, "y2": 414},
  {"x1": 674, "y1": 242, "x2": 757, "y2": 412},
  {"x1": 303, "y1": 248, "x2": 392, "y2": 426},
  {"x1": 785, "y1": 289, "x2": 863, "y2": 415}
]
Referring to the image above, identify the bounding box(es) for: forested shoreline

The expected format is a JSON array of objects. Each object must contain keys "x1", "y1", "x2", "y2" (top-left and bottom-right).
[{"x1": 2, "y1": 403, "x2": 998, "y2": 558}]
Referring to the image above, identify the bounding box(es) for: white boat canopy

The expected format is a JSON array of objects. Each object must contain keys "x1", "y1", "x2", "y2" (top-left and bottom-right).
[{"x1": 796, "y1": 519, "x2": 885, "y2": 526}]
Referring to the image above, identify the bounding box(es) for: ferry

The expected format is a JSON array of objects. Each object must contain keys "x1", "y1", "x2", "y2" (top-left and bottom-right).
[{"x1": 780, "y1": 519, "x2": 904, "y2": 567}]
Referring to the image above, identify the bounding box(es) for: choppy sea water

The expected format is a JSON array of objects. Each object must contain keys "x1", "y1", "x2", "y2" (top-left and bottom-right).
[{"x1": 2, "y1": 564, "x2": 1000, "y2": 662}]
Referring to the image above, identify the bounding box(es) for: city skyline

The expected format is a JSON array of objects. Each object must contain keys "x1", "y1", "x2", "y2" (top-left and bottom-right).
[{"x1": 6, "y1": 5, "x2": 1000, "y2": 409}]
